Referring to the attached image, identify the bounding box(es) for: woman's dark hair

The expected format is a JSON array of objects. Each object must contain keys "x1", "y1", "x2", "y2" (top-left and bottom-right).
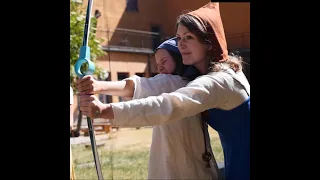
[{"x1": 176, "y1": 14, "x2": 243, "y2": 73}]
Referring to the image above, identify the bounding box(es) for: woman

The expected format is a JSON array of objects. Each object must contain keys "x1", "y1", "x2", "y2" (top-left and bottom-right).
[
  {"x1": 175, "y1": 4, "x2": 250, "y2": 179},
  {"x1": 77, "y1": 37, "x2": 220, "y2": 180}
]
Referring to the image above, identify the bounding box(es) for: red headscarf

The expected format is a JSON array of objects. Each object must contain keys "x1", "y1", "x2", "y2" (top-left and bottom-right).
[{"x1": 187, "y1": 2, "x2": 228, "y2": 62}]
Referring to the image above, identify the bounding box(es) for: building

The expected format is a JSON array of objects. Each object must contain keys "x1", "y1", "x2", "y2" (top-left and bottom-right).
[{"x1": 73, "y1": 0, "x2": 250, "y2": 107}]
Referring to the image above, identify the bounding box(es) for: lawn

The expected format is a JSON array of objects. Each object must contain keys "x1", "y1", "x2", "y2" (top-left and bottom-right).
[{"x1": 71, "y1": 127, "x2": 223, "y2": 180}]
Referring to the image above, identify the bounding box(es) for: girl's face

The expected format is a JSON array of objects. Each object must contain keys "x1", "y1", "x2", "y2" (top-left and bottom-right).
[
  {"x1": 155, "y1": 49, "x2": 176, "y2": 74},
  {"x1": 176, "y1": 24, "x2": 211, "y2": 66}
]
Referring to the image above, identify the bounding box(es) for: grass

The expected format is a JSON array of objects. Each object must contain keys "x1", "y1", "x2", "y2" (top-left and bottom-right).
[
  {"x1": 72, "y1": 144, "x2": 149, "y2": 179},
  {"x1": 71, "y1": 127, "x2": 223, "y2": 180}
]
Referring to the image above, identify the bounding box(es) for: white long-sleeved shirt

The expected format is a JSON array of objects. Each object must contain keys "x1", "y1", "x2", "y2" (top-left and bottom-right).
[
  {"x1": 111, "y1": 69, "x2": 249, "y2": 126},
  {"x1": 117, "y1": 74, "x2": 220, "y2": 180}
]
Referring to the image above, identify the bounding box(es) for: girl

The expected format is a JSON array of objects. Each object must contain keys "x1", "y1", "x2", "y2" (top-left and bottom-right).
[{"x1": 77, "y1": 37, "x2": 220, "y2": 180}]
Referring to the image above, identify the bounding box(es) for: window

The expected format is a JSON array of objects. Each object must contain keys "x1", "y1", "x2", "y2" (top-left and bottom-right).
[
  {"x1": 98, "y1": 72, "x2": 112, "y2": 103},
  {"x1": 125, "y1": 0, "x2": 138, "y2": 12},
  {"x1": 118, "y1": 72, "x2": 129, "y2": 80},
  {"x1": 135, "y1": 72, "x2": 146, "y2": 77},
  {"x1": 117, "y1": 72, "x2": 129, "y2": 102},
  {"x1": 94, "y1": 10, "x2": 101, "y2": 18},
  {"x1": 151, "y1": 26, "x2": 160, "y2": 50},
  {"x1": 151, "y1": 73, "x2": 158, "y2": 77}
]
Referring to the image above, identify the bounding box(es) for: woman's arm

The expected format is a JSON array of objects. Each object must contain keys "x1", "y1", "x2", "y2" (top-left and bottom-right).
[
  {"x1": 76, "y1": 75, "x2": 135, "y2": 97},
  {"x1": 127, "y1": 74, "x2": 188, "y2": 99},
  {"x1": 77, "y1": 74, "x2": 188, "y2": 100},
  {"x1": 97, "y1": 80, "x2": 135, "y2": 98},
  {"x1": 97, "y1": 73, "x2": 231, "y2": 127}
]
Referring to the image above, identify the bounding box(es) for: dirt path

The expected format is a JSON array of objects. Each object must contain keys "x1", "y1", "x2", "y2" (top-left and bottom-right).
[
  {"x1": 71, "y1": 127, "x2": 220, "y2": 150},
  {"x1": 107, "y1": 127, "x2": 219, "y2": 148},
  {"x1": 108, "y1": 127, "x2": 153, "y2": 150}
]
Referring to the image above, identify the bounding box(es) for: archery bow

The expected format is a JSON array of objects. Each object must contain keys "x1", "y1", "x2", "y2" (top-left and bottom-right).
[{"x1": 74, "y1": 0, "x2": 104, "y2": 179}]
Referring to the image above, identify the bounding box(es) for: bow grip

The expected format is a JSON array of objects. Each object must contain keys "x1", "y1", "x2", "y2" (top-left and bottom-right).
[{"x1": 74, "y1": 46, "x2": 95, "y2": 78}]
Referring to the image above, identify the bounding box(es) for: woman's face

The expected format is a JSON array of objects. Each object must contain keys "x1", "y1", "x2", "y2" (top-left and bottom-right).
[
  {"x1": 176, "y1": 24, "x2": 210, "y2": 66},
  {"x1": 155, "y1": 49, "x2": 176, "y2": 74}
]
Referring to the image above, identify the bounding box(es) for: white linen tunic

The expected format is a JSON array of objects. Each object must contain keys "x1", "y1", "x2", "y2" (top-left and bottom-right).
[{"x1": 117, "y1": 74, "x2": 220, "y2": 180}]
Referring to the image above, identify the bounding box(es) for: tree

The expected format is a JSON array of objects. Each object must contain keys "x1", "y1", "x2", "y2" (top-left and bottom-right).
[{"x1": 70, "y1": 0, "x2": 107, "y2": 91}]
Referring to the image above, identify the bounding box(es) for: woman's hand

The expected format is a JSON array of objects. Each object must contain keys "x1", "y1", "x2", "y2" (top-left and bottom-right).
[
  {"x1": 76, "y1": 75, "x2": 101, "y2": 95},
  {"x1": 79, "y1": 94, "x2": 114, "y2": 120}
]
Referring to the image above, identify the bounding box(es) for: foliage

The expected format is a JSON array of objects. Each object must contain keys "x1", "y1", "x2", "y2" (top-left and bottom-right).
[{"x1": 70, "y1": 0, "x2": 106, "y2": 91}]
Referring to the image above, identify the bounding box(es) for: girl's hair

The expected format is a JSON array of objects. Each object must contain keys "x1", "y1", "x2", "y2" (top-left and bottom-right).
[
  {"x1": 168, "y1": 50, "x2": 202, "y2": 81},
  {"x1": 167, "y1": 50, "x2": 187, "y2": 76},
  {"x1": 156, "y1": 48, "x2": 200, "y2": 81},
  {"x1": 176, "y1": 14, "x2": 243, "y2": 73}
]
